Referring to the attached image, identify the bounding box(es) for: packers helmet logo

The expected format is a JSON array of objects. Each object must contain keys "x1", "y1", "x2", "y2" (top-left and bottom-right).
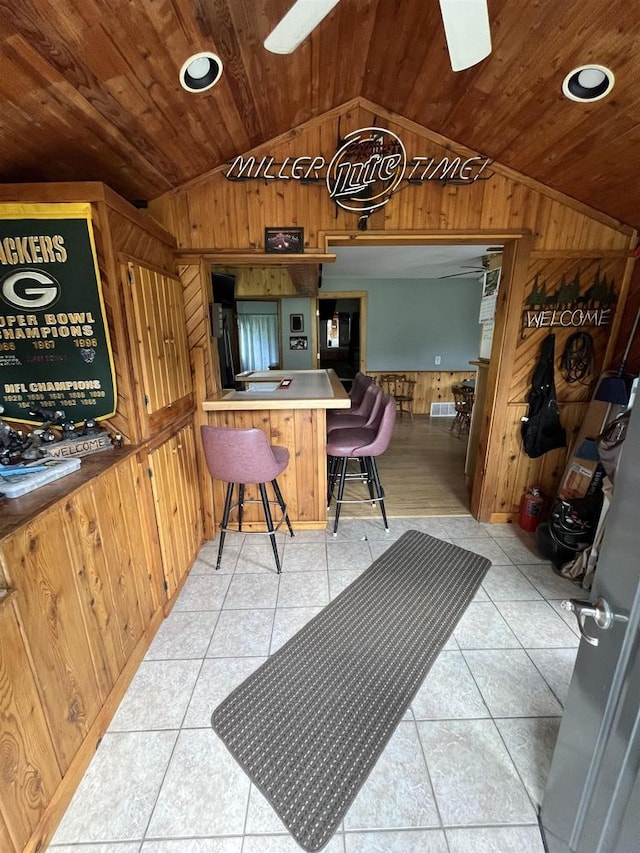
[{"x1": 0, "y1": 269, "x2": 61, "y2": 311}]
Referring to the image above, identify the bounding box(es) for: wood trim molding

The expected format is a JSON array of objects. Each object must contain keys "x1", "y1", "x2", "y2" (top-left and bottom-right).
[
  {"x1": 471, "y1": 232, "x2": 534, "y2": 521},
  {"x1": 176, "y1": 251, "x2": 336, "y2": 265},
  {"x1": 318, "y1": 229, "x2": 529, "y2": 252}
]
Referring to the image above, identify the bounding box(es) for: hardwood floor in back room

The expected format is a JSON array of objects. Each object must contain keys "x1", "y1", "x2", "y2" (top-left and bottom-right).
[{"x1": 331, "y1": 414, "x2": 470, "y2": 520}]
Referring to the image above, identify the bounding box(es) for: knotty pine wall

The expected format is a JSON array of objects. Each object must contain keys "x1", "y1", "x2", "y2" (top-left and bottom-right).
[
  {"x1": 148, "y1": 99, "x2": 638, "y2": 522},
  {"x1": 368, "y1": 371, "x2": 476, "y2": 415}
]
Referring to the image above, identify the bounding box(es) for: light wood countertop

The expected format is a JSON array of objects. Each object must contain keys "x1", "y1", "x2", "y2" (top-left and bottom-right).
[{"x1": 202, "y1": 369, "x2": 351, "y2": 411}]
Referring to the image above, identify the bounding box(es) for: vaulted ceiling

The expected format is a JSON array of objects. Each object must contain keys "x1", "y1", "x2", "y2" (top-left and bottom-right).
[{"x1": 1, "y1": 0, "x2": 639, "y2": 230}]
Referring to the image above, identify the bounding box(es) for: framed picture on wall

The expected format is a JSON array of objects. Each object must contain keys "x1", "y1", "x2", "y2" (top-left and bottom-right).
[
  {"x1": 264, "y1": 227, "x2": 304, "y2": 254},
  {"x1": 289, "y1": 336, "x2": 308, "y2": 350},
  {"x1": 290, "y1": 314, "x2": 304, "y2": 333}
]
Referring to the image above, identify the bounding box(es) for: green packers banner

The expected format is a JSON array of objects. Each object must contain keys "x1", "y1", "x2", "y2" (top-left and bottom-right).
[{"x1": 0, "y1": 203, "x2": 117, "y2": 425}]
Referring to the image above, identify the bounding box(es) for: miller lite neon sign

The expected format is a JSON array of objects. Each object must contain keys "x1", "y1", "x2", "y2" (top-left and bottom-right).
[{"x1": 224, "y1": 126, "x2": 493, "y2": 217}]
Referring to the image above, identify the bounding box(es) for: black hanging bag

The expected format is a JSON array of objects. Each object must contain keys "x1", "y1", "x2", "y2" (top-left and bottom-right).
[{"x1": 521, "y1": 334, "x2": 567, "y2": 458}]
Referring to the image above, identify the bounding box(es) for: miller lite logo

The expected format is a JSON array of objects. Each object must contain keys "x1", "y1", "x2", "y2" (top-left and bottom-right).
[{"x1": 326, "y1": 127, "x2": 406, "y2": 214}]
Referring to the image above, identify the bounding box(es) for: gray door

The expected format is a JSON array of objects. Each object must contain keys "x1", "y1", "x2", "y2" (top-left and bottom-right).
[{"x1": 540, "y1": 399, "x2": 640, "y2": 852}]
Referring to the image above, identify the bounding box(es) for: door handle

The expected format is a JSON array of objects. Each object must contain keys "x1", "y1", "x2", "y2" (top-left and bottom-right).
[{"x1": 561, "y1": 597, "x2": 628, "y2": 646}]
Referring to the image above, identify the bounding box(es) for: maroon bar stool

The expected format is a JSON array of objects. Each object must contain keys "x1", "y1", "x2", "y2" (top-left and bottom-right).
[
  {"x1": 326, "y1": 393, "x2": 397, "y2": 536},
  {"x1": 200, "y1": 425, "x2": 294, "y2": 573},
  {"x1": 329, "y1": 371, "x2": 373, "y2": 416},
  {"x1": 349, "y1": 371, "x2": 374, "y2": 408},
  {"x1": 326, "y1": 382, "x2": 382, "y2": 432}
]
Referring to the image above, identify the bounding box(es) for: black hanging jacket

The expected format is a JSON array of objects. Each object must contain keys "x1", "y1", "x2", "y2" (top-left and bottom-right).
[{"x1": 521, "y1": 334, "x2": 567, "y2": 458}]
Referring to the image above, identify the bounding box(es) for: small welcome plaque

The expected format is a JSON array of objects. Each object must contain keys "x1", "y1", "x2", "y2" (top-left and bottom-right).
[{"x1": 46, "y1": 432, "x2": 113, "y2": 458}]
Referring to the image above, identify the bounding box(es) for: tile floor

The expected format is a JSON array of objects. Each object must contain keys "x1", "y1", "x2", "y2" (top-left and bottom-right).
[{"x1": 50, "y1": 516, "x2": 583, "y2": 853}]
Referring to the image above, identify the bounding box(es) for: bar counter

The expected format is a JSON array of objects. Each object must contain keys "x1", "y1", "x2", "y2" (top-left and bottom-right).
[
  {"x1": 202, "y1": 369, "x2": 351, "y2": 529},
  {"x1": 203, "y1": 368, "x2": 351, "y2": 411}
]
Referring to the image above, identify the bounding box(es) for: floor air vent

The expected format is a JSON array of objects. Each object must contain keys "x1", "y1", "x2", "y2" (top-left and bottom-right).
[{"x1": 430, "y1": 401, "x2": 457, "y2": 417}]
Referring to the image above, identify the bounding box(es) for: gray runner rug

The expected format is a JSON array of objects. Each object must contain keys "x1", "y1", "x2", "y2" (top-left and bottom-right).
[{"x1": 212, "y1": 529, "x2": 491, "y2": 851}]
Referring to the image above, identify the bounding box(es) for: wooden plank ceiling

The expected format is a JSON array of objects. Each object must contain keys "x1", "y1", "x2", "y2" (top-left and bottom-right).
[{"x1": 0, "y1": 0, "x2": 639, "y2": 229}]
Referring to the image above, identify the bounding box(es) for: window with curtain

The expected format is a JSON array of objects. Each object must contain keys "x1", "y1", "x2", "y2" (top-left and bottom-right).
[{"x1": 237, "y1": 313, "x2": 279, "y2": 372}]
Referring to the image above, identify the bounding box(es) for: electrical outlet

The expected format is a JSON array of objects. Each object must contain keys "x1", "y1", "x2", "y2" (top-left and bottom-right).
[{"x1": 434, "y1": 355, "x2": 442, "y2": 365}]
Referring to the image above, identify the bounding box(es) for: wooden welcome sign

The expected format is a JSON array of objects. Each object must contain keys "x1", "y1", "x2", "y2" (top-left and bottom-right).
[
  {"x1": 522, "y1": 269, "x2": 616, "y2": 332},
  {"x1": 0, "y1": 203, "x2": 117, "y2": 424}
]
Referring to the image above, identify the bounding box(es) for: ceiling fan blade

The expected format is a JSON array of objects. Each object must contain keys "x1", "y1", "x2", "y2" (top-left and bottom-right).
[
  {"x1": 439, "y1": 270, "x2": 485, "y2": 279},
  {"x1": 264, "y1": 0, "x2": 341, "y2": 54},
  {"x1": 438, "y1": 0, "x2": 492, "y2": 72}
]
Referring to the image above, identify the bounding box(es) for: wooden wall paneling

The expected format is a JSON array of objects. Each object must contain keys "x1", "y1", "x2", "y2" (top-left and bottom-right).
[
  {"x1": 491, "y1": 402, "x2": 587, "y2": 518},
  {"x1": 267, "y1": 409, "x2": 300, "y2": 522},
  {"x1": 410, "y1": 372, "x2": 428, "y2": 413},
  {"x1": 181, "y1": 262, "x2": 218, "y2": 397},
  {"x1": 145, "y1": 101, "x2": 636, "y2": 524},
  {"x1": 193, "y1": 347, "x2": 216, "y2": 540},
  {"x1": 611, "y1": 261, "x2": 640, "y2": 376},
  {"x1": 0, "y1": 810, "x2": 14, "y2": 853},
  {"x1": 61, "y1": 485, "x2": 129, "y2": 691},
  {"x1": 234, "y1": 267, "x2": 298, "y2": 297},
  {"x1": 295, "y1": 409, "x2": 325, "y2": 523},
  {"x1": 137, "y1": 266, "x2": 171, "y2": 411},
  {"x1": 471, "y1": 235, "x2": 534, "y2": 521},
  {"x1": 134, "y1": 446, "x2": 170, "y2": 607},
  {"x1": 78, "y1": 471, "x2": 148, "y2": 670},
  {"x1": 115, "y1": 456, "x2": 163, "y2": 621},
  {"x1": 511, "y1": 257, "x2": 630, "y2": 405},
  {"x1": 0, "y1": 600, "x2": 62, "y2": 852},
  {"x1": 164, "y1": 271, "x2": 193, "y2": 404},
  {"x1": 599, "y1": 253, "x2": 638, "y2": 375},
  {"x1": 90, "y1": 201, "x2": 141, "y2": 444},
  {"x1": 368, "y1": 371, "x2": 476, "y2": 414},
  {"x1": 490, "y1": 404, "x2": 535, "y2": 517},
  {"x1": 174, "y1": 422, "x2": 204, "y2": 574},
  {"x1": 148, "y1": 439, "x2": 181, "y2": 597},
  {"x1": 147, "y1": 424, "x2": 202, "y2": 600},
  {"x1": 107, "y1": 206, "x2": 175, "y2": 272},
  {"x1": 2, "y1": 508, "x2": 105, "y2": 773},
  {"x1": 152, "y1": 269, "x2": 178, "y2": 405},
  {"x1": 173, "y1": 426, "x2": 198, "y2": 580},
  {"x1": 127, "y1": 262, "x2": 194, "y2": 431},
  {"x1": 289, "y1": 263, "x2": 320, "y2": 297},
  {"x1": 149, "y1": 100, "x2": 634, "y2": 255},
  {"x1": 490, "y1": 404, "x2": 563, "y2": 517}
]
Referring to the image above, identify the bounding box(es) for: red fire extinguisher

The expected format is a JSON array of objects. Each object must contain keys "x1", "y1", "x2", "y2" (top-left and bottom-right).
[{"x1": 519, "y1": 486, "x2": 545, "y2": 532}]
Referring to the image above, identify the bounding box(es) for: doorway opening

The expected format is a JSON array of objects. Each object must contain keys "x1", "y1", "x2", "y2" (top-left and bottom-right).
[
  {"x1": 316, "y1": 292, "x2": 366, "y2": 390},
  {"x1": 317, "y1": 236, "x2": 512, "y2": 518}
]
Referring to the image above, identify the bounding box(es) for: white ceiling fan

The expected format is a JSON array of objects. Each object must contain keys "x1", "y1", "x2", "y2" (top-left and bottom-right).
[{"x1": 264, "y1": 0, "x2": 492, "y2": 72}]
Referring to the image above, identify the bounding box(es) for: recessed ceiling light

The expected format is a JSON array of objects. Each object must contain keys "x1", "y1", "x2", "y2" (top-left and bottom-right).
[
  {"x1": 179, "y1": 51, "x2": 223, "y2": 93},
  {"x1": 562, "y1": 64, "x2": 614, "y2": 102}
]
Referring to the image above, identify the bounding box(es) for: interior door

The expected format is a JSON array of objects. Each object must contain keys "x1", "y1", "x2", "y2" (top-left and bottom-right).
[{"x1": 540, "y1": 399, "x2": 640, "y2": 852}]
